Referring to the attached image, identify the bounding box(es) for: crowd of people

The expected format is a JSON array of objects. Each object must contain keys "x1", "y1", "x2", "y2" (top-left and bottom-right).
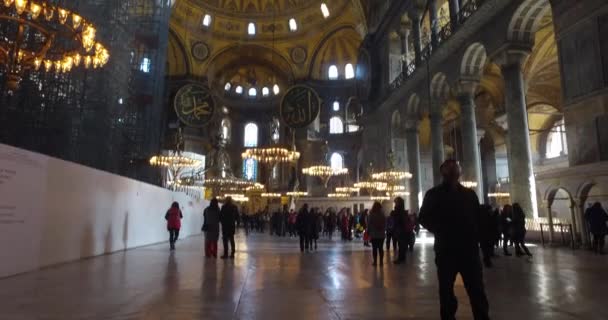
[{"x1": 162, "y1": 158, "x2": 608, "y2": 320}]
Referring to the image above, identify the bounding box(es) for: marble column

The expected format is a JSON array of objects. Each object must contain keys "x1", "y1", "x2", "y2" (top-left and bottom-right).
[
  {"x1": 577, "y1": 202, "x2": 591, "y2": 246},
  {"x1": 449, "y1": 0, "x2": 460, "y2": 30},
  {"x1": 429, "y1": 0, "x2": 439, "y2": 48},
  {"x1": 430, "y1": 110, "x2": 445, "y2": 186},
  {"x1": 399, "y1": 28, "x2": 411, "y2": 72},
  {"x1": 457, "y1": 82, "x2": 483, "y2": 198},
  {"x1": 405, "y1": 120, "x2": 422, "y2": 212},
  {"x1": 500, "y1": 51, "x2": 539, "y2": 217},
  {"x1": 546, "y1": 202, "x2": 555, "y2": 243},
  {"x1": 409, "y1": 11, "x2": 422, "y2": 67},
  {"x1": 476, "y1": 129, "x2": 486, "y2": 204}
]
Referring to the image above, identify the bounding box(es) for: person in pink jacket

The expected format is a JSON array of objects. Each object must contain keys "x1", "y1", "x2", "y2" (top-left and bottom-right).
[{"x1": 165, "y1": 201, "x2": 183, "y2": 250}]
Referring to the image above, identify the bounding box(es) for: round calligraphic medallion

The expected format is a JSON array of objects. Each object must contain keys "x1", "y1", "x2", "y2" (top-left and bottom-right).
[
  {"x1": 174, "y1": 84, "x2": 216, "y2": 127},
  {"x1": 191, "y1": 42, "x2": 209, "y2": 62},
  {"x1": 280, "y1": 85, "x2": 321, "y2": 129}
]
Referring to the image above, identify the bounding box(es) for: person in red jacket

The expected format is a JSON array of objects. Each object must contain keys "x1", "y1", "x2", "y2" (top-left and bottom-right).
[{"x1": 165, "y1": 201, "x2": 183, "y2": 250}]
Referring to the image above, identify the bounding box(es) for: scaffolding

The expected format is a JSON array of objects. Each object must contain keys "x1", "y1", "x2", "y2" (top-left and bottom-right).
[{"x1": 0, "y1": 0, "x2": 171, "y2": 184}]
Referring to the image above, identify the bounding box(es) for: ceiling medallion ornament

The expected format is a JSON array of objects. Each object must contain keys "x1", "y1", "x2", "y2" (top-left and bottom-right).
[
  {"x1": 191, "y1": 41, "x2": 209, "y2": 62},
  {"x1": 174, "y1": 83, "x2": 215, "y2": 127},
  {"x1": 280, "y1": 84, "x2": 321, "y2": 129},
  {"x1": 290, "y1": 46, "x2": 307, "y2": 64}
]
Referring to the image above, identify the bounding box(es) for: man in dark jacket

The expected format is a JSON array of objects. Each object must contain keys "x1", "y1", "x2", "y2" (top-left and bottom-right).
[
  {"x1": 419, "y1": 160, "x2": 490, "y2": 320},
  {"x1": 220, "y1": 197, "x2": 239, "y2": 259},
  {"x1": 391, "y1": 197, "x2": 410, "y2": 264},
  {"x1": 296, "y1": 204, "x2": 312, "y2": 252}
]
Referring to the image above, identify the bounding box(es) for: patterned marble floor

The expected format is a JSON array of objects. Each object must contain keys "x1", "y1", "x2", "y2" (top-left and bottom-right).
[{"x1": 0, "y1": 231, "x2": 606, "y2": 320}]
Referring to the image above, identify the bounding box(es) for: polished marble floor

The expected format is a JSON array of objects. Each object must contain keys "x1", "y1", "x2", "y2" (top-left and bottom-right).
[{"x1": 1, "y1": 231, "x2": 607, "y2": 320}]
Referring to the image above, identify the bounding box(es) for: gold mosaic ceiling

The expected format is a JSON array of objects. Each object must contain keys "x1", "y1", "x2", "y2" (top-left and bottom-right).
[{"x1": 168, "y1": 0, "x2": 367, "y2": 88}]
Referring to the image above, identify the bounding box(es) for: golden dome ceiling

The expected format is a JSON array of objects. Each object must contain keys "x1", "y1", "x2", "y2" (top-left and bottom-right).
[{"x1": 168, "y1": 0, "x2": 367, "y2": 100}]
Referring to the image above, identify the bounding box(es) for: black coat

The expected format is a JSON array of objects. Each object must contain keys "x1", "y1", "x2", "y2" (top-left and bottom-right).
[
  {"x1": 220, "y1": 202, "x2": 239, "y2": 236},
  {"x1": 419, "y1": 183, "x2": 481, "y2": 255}
]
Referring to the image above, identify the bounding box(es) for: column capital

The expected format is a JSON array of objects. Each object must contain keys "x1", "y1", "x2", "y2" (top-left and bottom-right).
[
  {"x1": 494, "y1": 46, "x2": 531, "y2": 68},
  {"x1": 455, "y1": 80, "x2": 479, "y2": 97},
  {"x1": 477, "y1": 128, "x2": 486, "y2": 143},
  {"x1": 404, "y1": 119, "x2": 420, "y2": 132}
]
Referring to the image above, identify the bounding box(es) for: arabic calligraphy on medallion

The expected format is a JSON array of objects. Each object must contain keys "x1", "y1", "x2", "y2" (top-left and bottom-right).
[
  {"x1": 280, "y1": 85, "x2": 321, "y2": 129},
  {"x1": 174, "y1": 84, "x2": 215, "y2": 127}
]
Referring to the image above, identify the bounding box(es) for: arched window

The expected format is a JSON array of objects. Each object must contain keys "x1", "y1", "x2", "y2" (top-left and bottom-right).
[
  {"x1": 202, "y1": 14, "x2": 212, "y2": 27},
  {"x1": 243, "y1": 158, "x2": 258, "y2": 181},
  {"x1": 220, "y1": 118, "x2": 231, "y2": 143},
  {"x1": 320, "y1": 3, "x2": 330, "y2": 18},
  {"x1": 329, "y1": 116, "x2": 344, "y2": 134},
  {"x1": 262, "y1": 87, "x2": 270, "y2": 96},
  {"x1": 271, "y1": 118, "x2": 280, "y2": 143},
  {"x1": 330, "y1": 153, "x2": 344, "y2": 171},
  {"x1": 328, "y1": 65, "x2": 338, "y2": 80},
  {"x1": 345, "y1": 63, "x2": 355, "y2": 79},
  {"x1": 248, "y1": 87, "x2": 257, "y2": 97},
  {"x1": 288, "y1": 18, "x2": 297, "y2": 32},
  {"x1": 235, "y1": 85, "x2": 243, "y2": 94},
  {"x1": 273, "y1": 84, "x2": 280, "y2": 95},
  {"x1": 333, "y1": 101, "x2": 340, "y2": 111},
  {"x1": 244, "y1": 123, "x2": 258, "y2": 147},
  {"x1": 247, "y1": 22, "x2": 256, "y2": 35},
  {"x1": 224, "y1": 82, "x2": 232, "y2": 91},
  {"x1": 546, "y1": 119, "x2": 568, "y2": 159}
]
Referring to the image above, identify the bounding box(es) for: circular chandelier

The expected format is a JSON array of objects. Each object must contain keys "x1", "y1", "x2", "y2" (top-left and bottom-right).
[
  {"x1": 354, "y1": 181, "x2": 387, "y2": 190},
  {"x1": 328, "y1": 193, "x2": 349, "y2": 198},
  {"x1": 1, "y1": 0, "x2": 110, "y2": 91},
  {"x1": 246, "y1": 183, "x2": 265, "y2": 192},
  {"x1": 261, "y1": 193, "x2": 281, "y2": 198},
  {"x1": 488, "y1": 192, "x2": 510, "y2": 198},
  {"x1": 286, "y1": 191, "x2": 308, "y2": 197},
  {"x1": 149, "y1": 155, "x2": 201, "y2": 168},
  {"x1": 461, "y1": 181, "x2": 478, "y2": 189},
  {"x1": 370, "y1": 196, "x2": 390, "y2": 201},
  {"x1": 372, "y1": 171, "x2": 413, "y2": 182},
  {"x1": 302, "y1": 165, "x2": 348, "y2": 187},
  {"x1": 219, "y1": 194, "x2": 249, "y2": 202},
  {"x1": 335, "y1": 187, "x2": 360, "y2": 193},
  {"x1": 241, "y1": 147, "x2": 300, "y2": 164}
]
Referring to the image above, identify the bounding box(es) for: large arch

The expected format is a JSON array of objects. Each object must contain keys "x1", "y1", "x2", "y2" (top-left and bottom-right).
[
  {"x1": 507, "y1": 0, "x2": 552, "y2": 44},
  {"x1": 167, "y1": 29, "x2": 191, "y2": 76},
  {"x1": 460, "y1": 42, "x2": 488, "y2": 79},
  {"x1": 309, "y1": 25, "x2": 362, "y2": 79},
  {"x1": 406, "y1": 93, "x2": 421, "y2": 118}
]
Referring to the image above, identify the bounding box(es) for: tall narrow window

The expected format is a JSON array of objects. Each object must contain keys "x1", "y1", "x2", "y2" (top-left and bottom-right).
[
  {"x1": 330, "y1": 153, "x2": 344, "y2": 170},
  {"x1": 248, "y1": 22, "x2": 256, "y2": 35},
  {"x1": 202, "y1": 14, "x2": 212, "y2": 27},
  {"x1": 235, "y1": 85, "x2": 243, "y2": 94},
  {"x1": 329, "y1": 116, "x2": 344, "y2": 134},
  {"x1": 271, "y1": 118, "x2": 280, "y2": 143},
  {"x1": 224, "y1": 82, "x2": 232, "y2": 91},
  {"x1": 273, "y1": 84, "x2": 280, "y2": 95},
  {"x1": 328, "y1": 65, "x2": 338, "y2": 80},
  {"x1": 345, "y1": 63, "x2": 355, "y2": 79},
  {"x1": 244, "y1": 123, "x2": 259, "y2": 147},
  {"x1": 139, "y1": 57, "x2": 151, "y2": 73},
  {"x1": 320, "y1": 3, "x2": 330, "y2": 18},
  {"x1": 220, "y1": 118, "x2": 231, "y2": 144},
  {"x1": 288, "y1": 18, "x2": 297, "y2": 32},
  {"x1": 546, "y1": 119, "x2": 568, "y2": 159},
  {"x1": 243, "y1": 158, "x2": 258, "y2": 181},
  {"x1": 248, "y1": 87, "x2": 257, "y2": 97},
  {"x1": 262, "y1": 87, "x2": 270, "y2": 96},
  {"x1": 333, "y1": 101, "x2": 340, "y2": 111}
]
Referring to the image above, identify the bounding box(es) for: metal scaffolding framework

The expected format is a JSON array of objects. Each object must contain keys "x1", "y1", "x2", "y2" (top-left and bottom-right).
[{"x1": 0, "y1": 0, "x2": 171, "y2": 184}]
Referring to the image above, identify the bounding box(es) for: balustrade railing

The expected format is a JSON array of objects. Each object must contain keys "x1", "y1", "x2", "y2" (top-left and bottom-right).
[{"x1": 386, "y1": 0, "x2": 486, "y2": 94}]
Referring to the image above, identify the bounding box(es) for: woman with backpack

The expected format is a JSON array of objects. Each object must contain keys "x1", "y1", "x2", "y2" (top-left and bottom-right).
[{"x1": 165, "y1": 201, "x2": 183, "y2": 251}]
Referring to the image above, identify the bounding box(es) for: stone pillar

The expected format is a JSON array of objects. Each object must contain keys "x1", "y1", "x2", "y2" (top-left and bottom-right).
[
  {"x1": 569, "y1": 202, "x2": 579, "y2": 244},
  {"x1": 457, "y1": 81, "x2": 482, "y2": 198},
  {"x1": 405, "y1": 120, "x2": 422, "y2": 212},
  {"x1": 399, "y1": 28, "x2": 411, "y2": 71},
  {"x1": 429, "y1": 0, "x2": 439, "y2": 48},
  {"x1": 449, "y1": 0, "x2": 460, "y2": 30},
  {"x1": 546, "y1": 202, "x2": 555, "y2": 243},
  {"x1": 476, "y1": 129, "x2": 486, "y2": 203},
  {"x1": 430, "y1": 110, "x2": 444, "y2": 186},
  {"x1": 500, "y1": 51, "x2": 539, "y2": 217},
  {"x1": 409, "y1": 11, "x2": 422, "y2": 67},
  {"x1": 577, "y1": 202, "x2": 590, "y2": 247}
]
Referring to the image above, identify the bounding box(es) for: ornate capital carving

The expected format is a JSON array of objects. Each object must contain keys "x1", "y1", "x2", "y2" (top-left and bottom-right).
[
  {"x1": 455, "y1": 80, "x2": 479, "y2": 98},
  {"x1": 494, "y1": 45, "x2": 531, "y2": 68}
]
